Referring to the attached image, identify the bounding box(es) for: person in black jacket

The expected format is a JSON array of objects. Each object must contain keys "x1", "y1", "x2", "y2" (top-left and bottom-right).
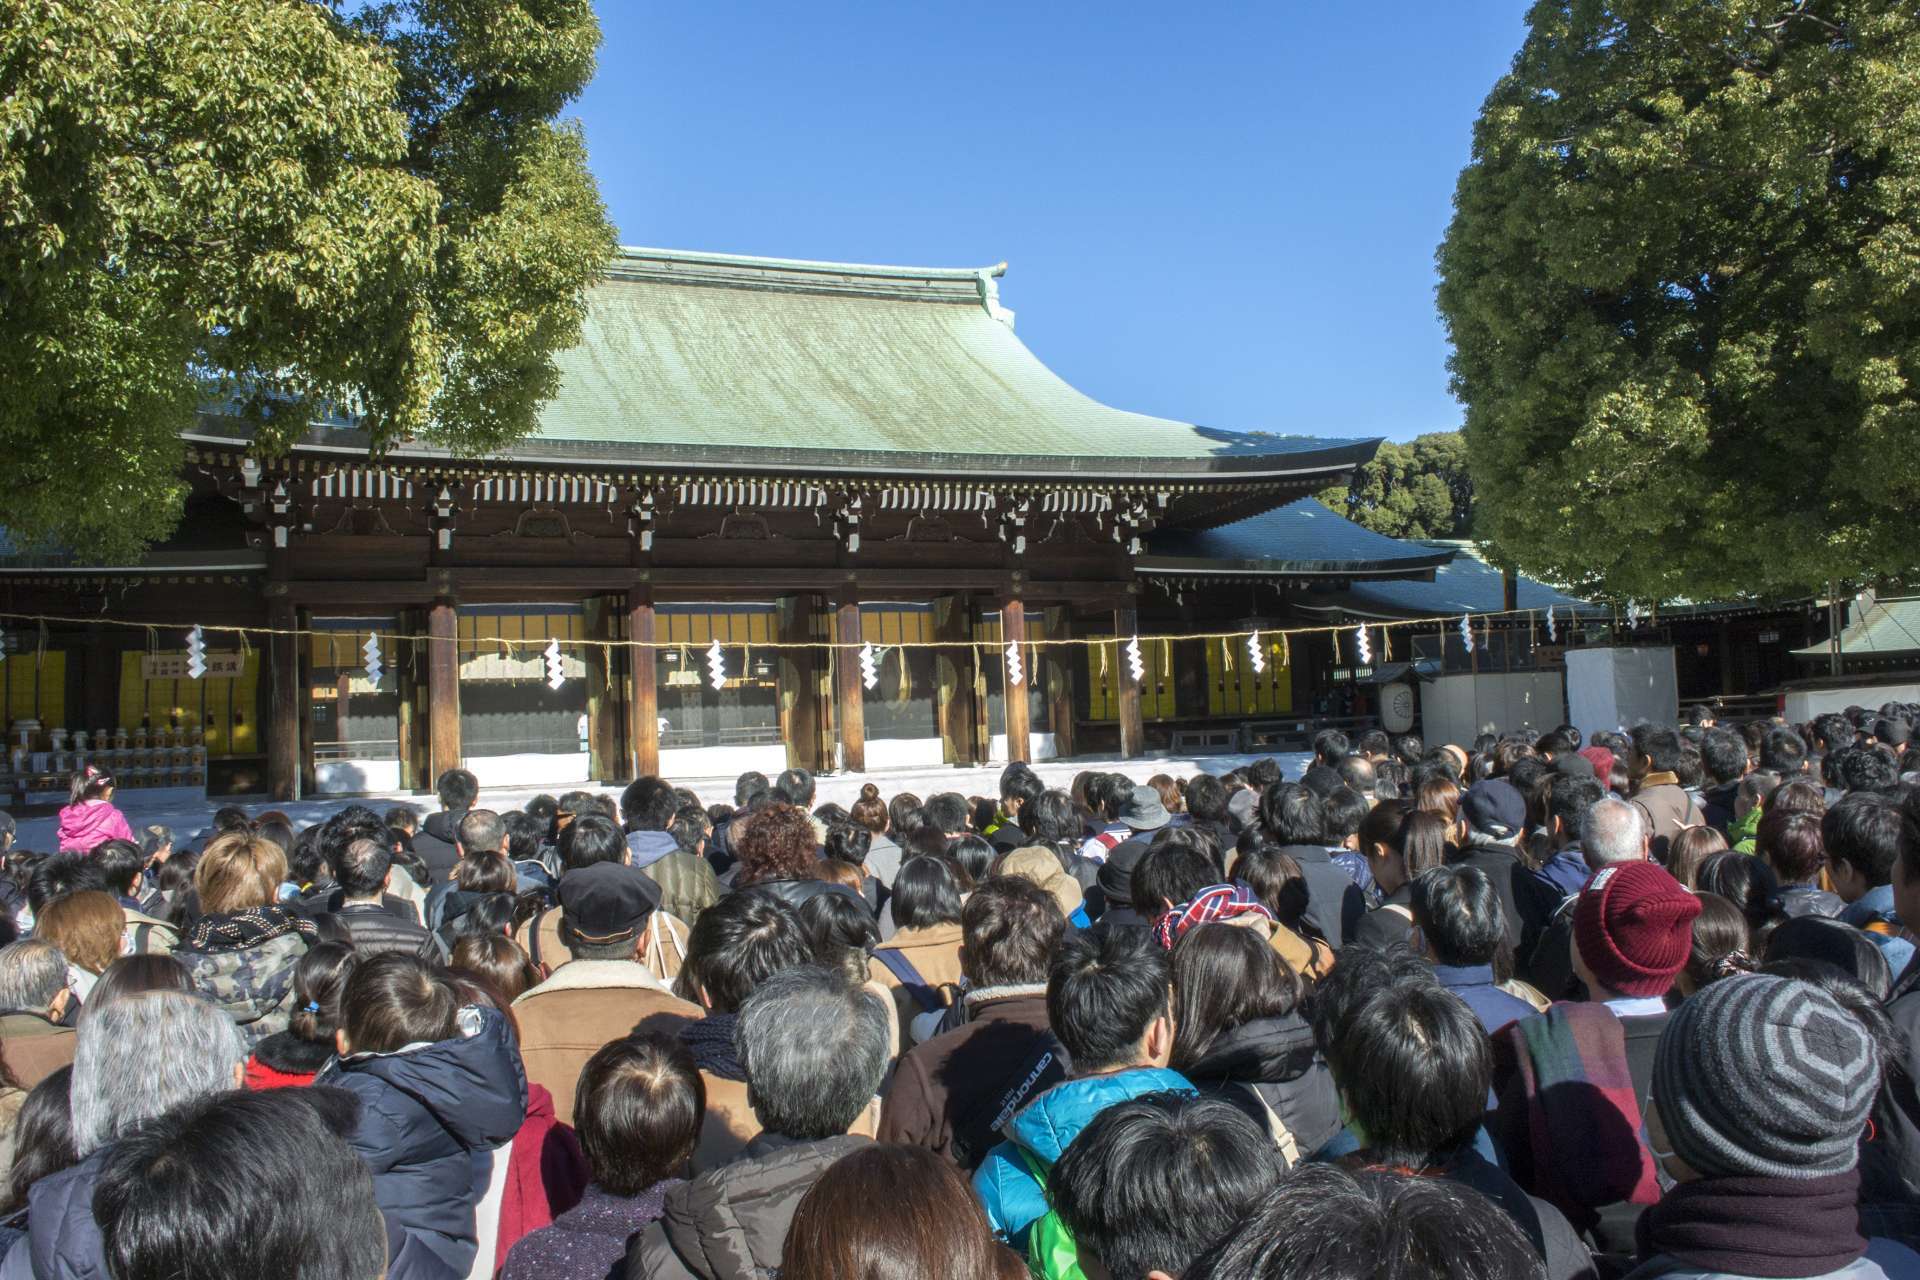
[
  {"x1": 1256, "y1": 785, "x2": 1365, "y2": 949},
  {"x1": 325, "y1": 839, "x2": 440, "y2": 961},
  {"x1": 1452, "y1": 780, "x2": 1561, "y2": 954},
  {"x1": 1169, "y1": 921, "x2": 1339, "y2": 1160},
  {"x1": 411, "y1": 767, "x2": 479, "y2": 887}
]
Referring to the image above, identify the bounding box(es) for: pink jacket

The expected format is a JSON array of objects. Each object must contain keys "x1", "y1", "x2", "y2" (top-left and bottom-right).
[{"x1": 56, "y1": 801, "x2": 134, "y2": 853}]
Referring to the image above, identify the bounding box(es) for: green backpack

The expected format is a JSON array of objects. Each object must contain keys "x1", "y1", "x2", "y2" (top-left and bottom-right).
[{"x1": 1018, "y1": 1147, "x2": 1089, "y2": 1280}]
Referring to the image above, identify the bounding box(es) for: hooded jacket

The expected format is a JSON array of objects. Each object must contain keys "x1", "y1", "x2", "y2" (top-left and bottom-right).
[
  {"x1": 973, "y1": 1067, "x2": 1193, "y2": 1248},
  {"x1": 626, "y1": 830, "x2": 721, "y2": 928},
  {"x1": 626, "y1": 1133, "x2": 873, "y2": 1280},
  {"x1": 1179, "y1": 1014, "x2": 1342, "y2": 1161},
  {"x1": 318, "y1": 1004, "x2": 529, "y2": 1280},
  {"x1": 174, "y1": 911, "x2": 312, "y2": 1045},
  {"x1": 1272, "y1": 844, "x2": 1367, "y2": 949},
  {"x1": 54, "y1": 801, "x2": 133, "y2": 854}
]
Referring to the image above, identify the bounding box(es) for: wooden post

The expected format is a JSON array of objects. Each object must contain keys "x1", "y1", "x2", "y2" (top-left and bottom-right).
[
  {"x1": 583, "y1": 596, "x2": 620, "y2": 782},
  {"x1": 934, "y1": 596, "x2": 978, "y2": 766},
  {"x1": 1114, "y1": 605, "x2": 1144, "y2": 759},
  {"x1": 1042, "y1": 607, "x2": 1077, "y2": 759},
  {"x1": 626, "y1": 588, "x2": 659, "y2": 780},
  {"x1": 834, "y1": 596, "x2": 866, "y2": 773},
  {"x1": 268, "y1": 597, "x2": 300, "y2": 802},
  {"x1": 1002, "y1": 598, "x2": 1032, "y2": 764},
  {"x1": 777, "y1": 595, "x2": 827, "y2": 774},
  {"x1": 393, "y1": 609, "x2": 419, "y2": 793},
  {"x1": 425, "y1": 597, "x2": 460, "y2": 785}
]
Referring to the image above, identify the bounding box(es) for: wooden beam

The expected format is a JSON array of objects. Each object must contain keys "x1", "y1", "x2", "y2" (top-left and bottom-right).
[
  {"x1": 1114, "y1": 605, "x2": 1144, "y2": 759},
  {"x1": 1001, "y1": 598, "x2": 1032, "y2": 765},
  {"x1": 268, "y1": 597, "x2": 300, "y2": 802},
  {"x1": 425, "y1": 598, "x2": 460, "y2": 785},
  {"x1": 1043, "y1": 607, "x2": 1077, "y2": 760},
  {"x1": 626, "y1": 589, "x2": 659, "y2": 780},
  {"x1": 834, "y1": 597, "x2": 866, "y2": 773},
  {"x1": 584, "y1": 596, "x2": 620, "y2": 783}
]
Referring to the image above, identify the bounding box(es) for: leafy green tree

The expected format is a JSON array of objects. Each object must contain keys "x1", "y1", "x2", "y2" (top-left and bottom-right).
[
  {"x1": 1437, "y1": 2, "x2": 1920, "y2": 602},
  {"x1": 1318, "y1": 431, "x2": 1475, "y2": 540},
  {"x1": 0, "y1": 0, "x2": 614, "y2": 562}
]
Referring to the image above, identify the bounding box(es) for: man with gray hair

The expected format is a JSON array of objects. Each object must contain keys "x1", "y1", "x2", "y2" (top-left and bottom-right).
[
  {"x1": 627, "y1": 964, "x2": 889, "y2": 1280},
  {"x1": 1525, "y1": 797, "x2": 1654, "y2": 999},
  {"x1": 1, "y1": 988, "x2": 246, "y2": 1279},
  {"x1": 0, "y1": 939, "x2": 74, "y2": 1087},
  {"x1": 424, "y1": 808, "x2": 508, "y2": 934}
]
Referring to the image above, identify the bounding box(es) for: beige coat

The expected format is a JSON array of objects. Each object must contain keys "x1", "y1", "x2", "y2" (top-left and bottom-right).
[
  {"x1": 514, "y1": 908, "x2": 691, "y2": 984},
  {"x1": 512, "y1": 959, "x2": 702, "y2": 1124},
  {"x1": 868, "y1": 922, "x2": 966, "y2": 1055}
]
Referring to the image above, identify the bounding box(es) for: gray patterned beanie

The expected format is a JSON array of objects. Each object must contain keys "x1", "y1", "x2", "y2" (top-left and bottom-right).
[{"x1": 1653, "y1": 974, "x2": 1879, "y2": 1179}]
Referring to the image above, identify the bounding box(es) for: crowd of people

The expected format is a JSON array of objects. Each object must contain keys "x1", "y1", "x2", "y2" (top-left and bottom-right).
[{"x1": 2, "y1": 705, "x2": 1920, "y2": 1278}]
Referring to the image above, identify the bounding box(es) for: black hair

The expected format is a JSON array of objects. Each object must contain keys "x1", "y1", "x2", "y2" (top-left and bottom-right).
[
  {"x1": 922, "y1": 792, "x2": 970, "y2": 835},
  {"x1": 1185, "y1": 774, "x2": 1229, "y2": 824},
  {"x1": 960, "y1": 877, "x2": 1064, "y2": 989},
  {"x1": 1701, "y1": 728, "x2": 1748, "y2": 785},
  {"x1": 94, "y1": 1086, "x2": 386, "y2": 1280},
  {"x1": 823, "y1": 823, "x2": 872, "y2": 866},
  {"x1": 1307, "y1": 944, "x2": 1438, "y2": 1059},
  {"x1": 287, "y1": 942, "x2": 358, "y2": 1045},
  {"x1": 1324, "y1": 982, "x2": 1490, "y2": 1166},
  {"x1": 890, "y1": 856, "x2": 965, "y2": 931},
  {"x1": 675, "y1": 890, "x2": 812, "y2": 1014},
  {"x1": 1548, "y1": 775, "x2": 1606, "y2": 833},
  {"x1": 1131, "y1": 839, "x2": 1218, "y2": 919},
  {"x1": 1843, "y1": 747, "x2": 1899, "y2": 794},
  {"x1": 1394, "y1": 733, "x2": 1426, "y2": 765},
  {"x1": 1171, "y1": 923, "x2": 1304, "y2": 1074},
  {"x1": 574, "y1": 1032, "x2": 705, "y2": 1196},
  {"x1": 1052, "y1": 1093, "x2": 1282, "y2": 1280},
  {"x1": 1698, "y1": 848, "x2": 1786, "y2": 938},
  {"x1": 1187, "y1": 1163, "x2": 1546, "y2": 1280},
  {"x1": 1047, "y1": 928, "x2": 1171, "y2": 1072},
  {"x1": 341, "y1": 952, "x2": 459, "y2": 1054},
  {"x1": 1358, "y1": 729, "x2": 1391, "y2": 758},
  {"x1": 1313, "y1": 729, "x2": 1351, "y2": 767},
  {"x1": 1246, "y1": 758, "x2": 1285, "y2": 790},
  {"x1": 1761, "y1": 727, "x2": 1809, "y2": 775},
  {"x1": 436, "y1": 767, "x2": 480, "y2": 812},
  {"x1": 334, "y1": 838, "x2": 391, "y2": 899},
  {"x1": 1322, "y1": 787, "x2": 1369, "y2": 844},
  {"x1": 735, "y1": 771, "x2": 770, "y2": 808},
  {"x1": 1001, "y1": 766, "x2": 1046, "y2": 814},
  {"x1": 91, "y1": 840, "x2": 144, "y2": 898},
  {"x1": 774, "y1": 768, "x2": 816, "y2": 807},
  {"x1": 946, "y1": 834, "x2": 995, "y2": 885},
  {"x1": 1636, "y1": 727, "x2": 1684, "y2": 775},
  {"x1": 1, "y1": 1065, "x2": 74, "y2": 1216},
  {"x1": 1408, "y1": 865, "x2": 1507, "y2": 967},
  {"x1": 27, "y1": 853, "x2": 105, "y2": 915},
  {"x1": 1259, "y1": 784, "x2": 1326, "y2": 847},
  {"x1": 1762, "y1": 916, "x2": 1895, "y2": 1000},
  {"x1": 1825, "y1": 791, "x2": 1903, "y2": 888},
  {"x1": 501, "y1": 810, "x2": 543, "y2": 864},
  {"x1": 619, "y1": 777, "x2": 680, "y2": 833},
  {"x1": 558, "y1": 813, "x2": 626, "y2": 872},
  {"x1": 797, "y1": 891, "x2": 881, "y2": 985},
  {"x1": 1026, "y1": 790, "x2": 1081, "y2": 846}
]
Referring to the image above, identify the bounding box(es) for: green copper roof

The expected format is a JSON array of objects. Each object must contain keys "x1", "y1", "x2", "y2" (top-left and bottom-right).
[{"x1": 518, "y1": 247, "x2": 1378, "y2": 479}]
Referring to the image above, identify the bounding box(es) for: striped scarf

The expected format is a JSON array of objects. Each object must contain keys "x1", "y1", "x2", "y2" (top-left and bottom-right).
[{"x1": 183, "y1": 906, "x2": 317, "y2": 953}]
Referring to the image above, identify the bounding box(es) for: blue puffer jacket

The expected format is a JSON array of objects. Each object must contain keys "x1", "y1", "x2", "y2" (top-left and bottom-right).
[
  {"x1": 317, "y1": 1005, "x2": 528, "y2": 1280},
  {"x1": 972, "y1": 1067, "x2": 1192, "y2": 1249},
  {"x1": 0, "y1": 1149, "x2": 110, "y2": 1280}
]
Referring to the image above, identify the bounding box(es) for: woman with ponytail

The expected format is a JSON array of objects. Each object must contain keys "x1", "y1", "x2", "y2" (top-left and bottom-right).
[
  {"x1": 55, "y1": 767, "x2": 133, "y2": 854},
  {"x1": 243, "y1": 942, "x2": 357, "y2": 1089}
]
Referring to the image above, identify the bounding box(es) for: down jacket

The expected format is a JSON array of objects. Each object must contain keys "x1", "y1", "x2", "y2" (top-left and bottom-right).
[
  {"x1": 0, "y1": 1149, "x2": 110, "y2": 1280},
  {"x1": 626, "y1": 1133, "x2": 871, "y2": 1280},
  {"x1": 1178, "y1": 1014, "x2": 1342, "y2": 1162},
  {"x1": 318, "y1": 1004, "x2": 529, "y2": 1280},
  {"x1": 973, "y1": 1067, "x2": 1193, "y2": 1249},
  {"x1": 627, "y1": 830, "x2": 721, "y2": 928}
]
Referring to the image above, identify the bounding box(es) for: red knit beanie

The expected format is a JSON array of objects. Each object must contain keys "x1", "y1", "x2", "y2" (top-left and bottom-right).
[{"x1": 1572, "y1": 861, "x2": 1701, "y2": 997}]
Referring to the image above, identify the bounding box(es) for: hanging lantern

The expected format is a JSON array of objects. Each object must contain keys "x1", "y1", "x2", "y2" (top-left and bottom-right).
[{"x1": 706, "y1": 639, "x2": 727, "y2": 691}]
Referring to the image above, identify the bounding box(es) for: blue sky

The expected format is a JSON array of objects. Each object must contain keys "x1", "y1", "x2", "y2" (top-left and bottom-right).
[{"x1": 572, "y1": 3, "x2": 1531, "y2": 445}]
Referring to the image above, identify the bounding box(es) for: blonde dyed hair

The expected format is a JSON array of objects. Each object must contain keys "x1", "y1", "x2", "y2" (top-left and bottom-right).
[{"x1": 194, "y1": 833, "x2": 288, "y2": 914}]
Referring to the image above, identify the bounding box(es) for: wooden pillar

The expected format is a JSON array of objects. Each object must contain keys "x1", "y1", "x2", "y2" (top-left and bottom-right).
[
  {"x1": 1114, "y1": 605, "x2": 1144, "y2": 759},
  {"x1": 626, "y1": 589, "x2": 659, "y2": 780},
  {"x1": 934, "y1": 596, "x2": 979, "y2": 766},
  {"x1": 834, "y1": 597, "x2": 866, "y2": 773},
  {"x1": 393, "y1": 609, "x2": 419, "y2": 793},
  {"x1": 771, "y1": 598, "x2": 825, "y2": 771},
  {"x1": 1042, "y1": 607, "x2": 1077, "y2": 759},
  {"x1": 268, "y1": 597, "x2": 300, "y2": 802},
  {"x1": 1002, "y1": 598, "x2": 1032, "y2": 765},
  {"x1": 425, "y1": 597, "x2": 460, "y2": 785},
  {"x1": 583, "y1": 596, "x2": 621, "y2": 782}
]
